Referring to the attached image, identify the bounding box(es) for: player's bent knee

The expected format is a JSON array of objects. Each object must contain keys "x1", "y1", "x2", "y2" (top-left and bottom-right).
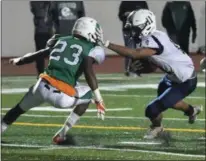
[
  {"x1": 145, "y1": 100, "x2": 166, "y2": 120},
  {"x1": 56, "y1": 96, "x2": 76, "y2": 108}
]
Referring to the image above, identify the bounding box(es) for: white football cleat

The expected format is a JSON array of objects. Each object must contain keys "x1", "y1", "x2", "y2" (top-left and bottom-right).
[
  {"x1": 1, "y1": 122, "x2": 8, "y2": 133},
  {"x1": 143, "y1": 126, "x2": 164, "y2": 139},
  {"x1": 188, "y1": 105, "x2": 203, "y2": 124},
  {"x1": 52, "y1": 131, "x2": 76, "y2": 145},
  {"x1": 52, "y1": 133, "x2": 66, "y2": 145}
]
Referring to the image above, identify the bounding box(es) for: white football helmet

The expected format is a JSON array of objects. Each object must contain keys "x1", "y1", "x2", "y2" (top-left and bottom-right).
[
  {"x1": 125, "y1": 9, "x2": 156, "y2": 40},
  {"x1": 72, "y1": 17, "x2": 103, "y2": 44}
]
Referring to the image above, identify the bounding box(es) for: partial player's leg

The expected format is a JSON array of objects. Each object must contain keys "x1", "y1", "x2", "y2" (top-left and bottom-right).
[
  {"x1": 52, "y1": 103, "x2": 90, "y2": 145},
  {"x1": 144, "y1": 75, "x2": 200, "y2": 139},
  {"x1": 173, "y1": 100, "x2": 202, "y2": 124},
  {"x1": 42, "y1": 83, "x2": 92, "y2": 144},
  {"x1": 1, "y1": 82, "x2": 44, "y2": 133}
]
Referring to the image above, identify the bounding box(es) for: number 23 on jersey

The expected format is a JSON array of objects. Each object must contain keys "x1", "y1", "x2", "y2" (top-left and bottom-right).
[{"x1": 50, "y1": 40, "x2": 83, "y2": 66}]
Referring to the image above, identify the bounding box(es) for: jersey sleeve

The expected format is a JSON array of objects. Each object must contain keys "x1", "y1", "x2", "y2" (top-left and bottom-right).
[
  {"x1": 46, "y1": 34, "x2": 62, "y2": 48},
  {"x1": 88, "y1": 46, "x2": 105, "y2": 64},
  {"x1": 141, "y1": 36, "x2": 164, "y2": 55}
]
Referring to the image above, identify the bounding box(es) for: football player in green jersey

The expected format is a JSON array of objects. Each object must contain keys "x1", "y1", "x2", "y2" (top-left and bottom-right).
[{"x1": 2, "y1": 17, "x2": 106, "y2": 145}]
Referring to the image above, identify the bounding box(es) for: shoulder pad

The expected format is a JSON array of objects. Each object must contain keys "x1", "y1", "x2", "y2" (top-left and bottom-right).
[{"x1": 46, "y1": 34, "x2": 62, "y2": 48}]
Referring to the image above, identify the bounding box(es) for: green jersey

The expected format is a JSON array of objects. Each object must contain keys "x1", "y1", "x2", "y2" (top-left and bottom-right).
[{"x1": 45, "y1": 35, "x2": 105, "y2": 86}]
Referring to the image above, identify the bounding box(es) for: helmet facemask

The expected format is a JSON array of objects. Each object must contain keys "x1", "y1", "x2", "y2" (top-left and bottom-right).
[
  {"x1": 72, "y1": 17, "x2": 103, "y2": 44},
  {"x1": 124, "y1": 9, "x2": 156, "y2": 42}
]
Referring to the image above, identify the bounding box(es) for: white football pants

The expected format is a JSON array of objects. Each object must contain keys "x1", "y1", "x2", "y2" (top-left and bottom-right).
[{"x1": 19, "y1": 79, "x2": 92, "y2": 111}]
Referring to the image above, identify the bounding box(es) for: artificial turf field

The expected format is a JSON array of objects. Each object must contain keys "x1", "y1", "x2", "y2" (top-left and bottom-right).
[{"x1": 1, "y1": 73, "x2": 206, "y2": 160}]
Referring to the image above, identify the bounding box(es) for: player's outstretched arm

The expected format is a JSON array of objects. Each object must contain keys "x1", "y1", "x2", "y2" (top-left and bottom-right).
[
  {"x1": 9, "y1": 34, "x2": 61, "y2": 66},
  {"x1": 96, "y1": 32, "x2": 157, "y2": 59},
  {"x1": 83, "y1": 56, "x2": 105, "y2": 120},
  {"x1": 9, "y1": 48, "x2": 50, "y2": 66},
  {"x1": 107, "y1": 42, "x2": 157, "y2": 59}
]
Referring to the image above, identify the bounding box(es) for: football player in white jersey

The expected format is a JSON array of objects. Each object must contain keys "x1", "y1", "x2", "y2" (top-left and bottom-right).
[{"x1": 97, "y1": 9, "x2": 202, "y2": 139}]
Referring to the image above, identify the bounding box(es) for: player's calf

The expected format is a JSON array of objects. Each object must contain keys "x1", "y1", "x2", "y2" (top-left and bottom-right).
[
  {"x1": 145, "y1": 100, "x2": 165, "y2": 126},
  {"x1": 144, "y1": 100, "x2": 166, "y2": 139},
  {"x1": 1, "y1": 104, "x2": 25, "y2": 133},
  {"x1": 53, "y1": 103, "x2": 90, "y2": 145},
  {"x1": 173, "y1": 101, "x2": 202, "y2": 124}
]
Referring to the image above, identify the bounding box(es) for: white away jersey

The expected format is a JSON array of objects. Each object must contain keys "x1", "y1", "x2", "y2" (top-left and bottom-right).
[
  {"x1": 139, "y1": 30, "x2": 194, "y2": 83},
  {"x1": 88, "y1": 46, "x2": 105, "y2": 64}
]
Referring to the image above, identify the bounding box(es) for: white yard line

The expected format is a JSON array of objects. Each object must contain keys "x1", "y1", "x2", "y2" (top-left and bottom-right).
[
  {"x1": 1, "y1": 88, "x2": 204, "y2": 99},
  {"x1": 1, "y1": 143, "x2": 205, "y2": 158},
  {"x1": 2, "y1": 74, "x2": 205, "y2": 81},
  {"x1": 1, "y1": 107, "x2": 132, "y2": 112},
  {"x1": 119, "y1": 141, "x2": 162, "y2": 145},
  {"x1": 1, "y1": 113, "x2": 205, "y2": 122},
  {"x1": 41, "y1": 145, "x2": 205, "y2": 158},
  {"x1": 1, "y1": 143, "x2": 47, "y2": 148},
  {"x1": 103, "y1": 94, "x2": 205, "y2": 99}
]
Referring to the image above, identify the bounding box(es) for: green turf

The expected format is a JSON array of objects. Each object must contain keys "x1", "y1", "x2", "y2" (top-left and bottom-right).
[{"x1": 1, "y1": 74, "x2": 206, "y2": 160}]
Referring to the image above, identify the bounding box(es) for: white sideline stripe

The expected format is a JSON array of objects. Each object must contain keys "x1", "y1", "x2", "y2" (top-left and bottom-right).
[
  {"x1": 1, "y1": 143, "x2": 47, "y2": 148},
  {"x1": 1, "y1": 82, "x2": 205, "y2": 94},
  {"x1": 119, "y1": 141, "x2": 162, "y2": 145},
  {"x1": 104, "y1": 94, "x2": 205, "y2": 99},
  {"x1": 99, "y1": 83, "x2": 205, "y2": 90},
  {"x1": 1, "y1": 143, "x2": 205, "y2": 158},
  {"x1": 1, "y1": 107, "x2": 132, "y2": 112},
  {"x1": 41, "y1": 145, "x2": 205, "y2": 158},
  {"x1": 198, "y1": 137, "x2": 206, "y2": 140},
  {"x1": 1, "y1": 113, "x2": 205, "y2": 121},
  {"x1": 1, "y1": 88, "x2": 205, "y2": 100},
  {"x1": 2, "y1": 74, "x2": 205, "y2": 81}
]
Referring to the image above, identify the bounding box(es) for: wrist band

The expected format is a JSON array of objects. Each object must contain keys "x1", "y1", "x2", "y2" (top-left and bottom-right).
[
  {"x1": 93, "y1": 88, "x2": 103, "y2": 102},
  {"x1": 104, "y1": 40, "x2": 110, "y2": 48}
]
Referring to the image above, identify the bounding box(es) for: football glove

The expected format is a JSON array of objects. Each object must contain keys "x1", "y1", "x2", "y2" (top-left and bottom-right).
[
  {"x1": 130, "y1": 60, "x2": 144, "y2": 73},
  {"x1": 95, "y1": 100, "x2": 106, "y2": 120},
  {"x1": 93, "y1": 88, "x2": 106, "y2": 120},
  {"x1": 95, "y1": 28, "x2": 110, "y2": 48},
  {"x1": 9, "y1": 57, "x2": 22, "y2": 65}
]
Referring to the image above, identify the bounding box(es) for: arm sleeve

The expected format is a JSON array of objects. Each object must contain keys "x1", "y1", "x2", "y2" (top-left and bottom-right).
[
  {"x1": 46, "y1": 34, "x2": 61, "y2": 48},
  {"x1": 88, "y1": 46, "x2": 105, "y2": 64},
  {"x1": 141, "y1": 36, "x2": 164, "y2": 55}
]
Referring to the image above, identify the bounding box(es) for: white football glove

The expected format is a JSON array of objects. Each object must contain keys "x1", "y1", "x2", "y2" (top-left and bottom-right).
[
  {"x1": 92, "y1": 88, "x2": 106, "y2": 120},
  {"x1": 9, "y1": 57, "x2": 22, "y2": 65},
  {"x1": 95, "y1": 28, "x2": 110, "y2": 48},
  {"x1": 95, "y1": 100, "x2": 106, "y2": 120}
]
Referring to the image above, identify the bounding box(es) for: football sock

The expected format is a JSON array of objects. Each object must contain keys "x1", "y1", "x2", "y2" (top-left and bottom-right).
[
  {"x1": 150, "y1": 113, "x2": 162, "y2": 127},
  {"x1": 59, "y1": 112, "x2": 80, "y2": 137},
  {"x1": 184, "y1": 105, "x2": 194, "y2": 116},
  {"x1": 1, "y1": 122, "x2": 8, "y2": 133},
  {"x1": 2, "y1": 104, "x2": 25, "y2": 125}
]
